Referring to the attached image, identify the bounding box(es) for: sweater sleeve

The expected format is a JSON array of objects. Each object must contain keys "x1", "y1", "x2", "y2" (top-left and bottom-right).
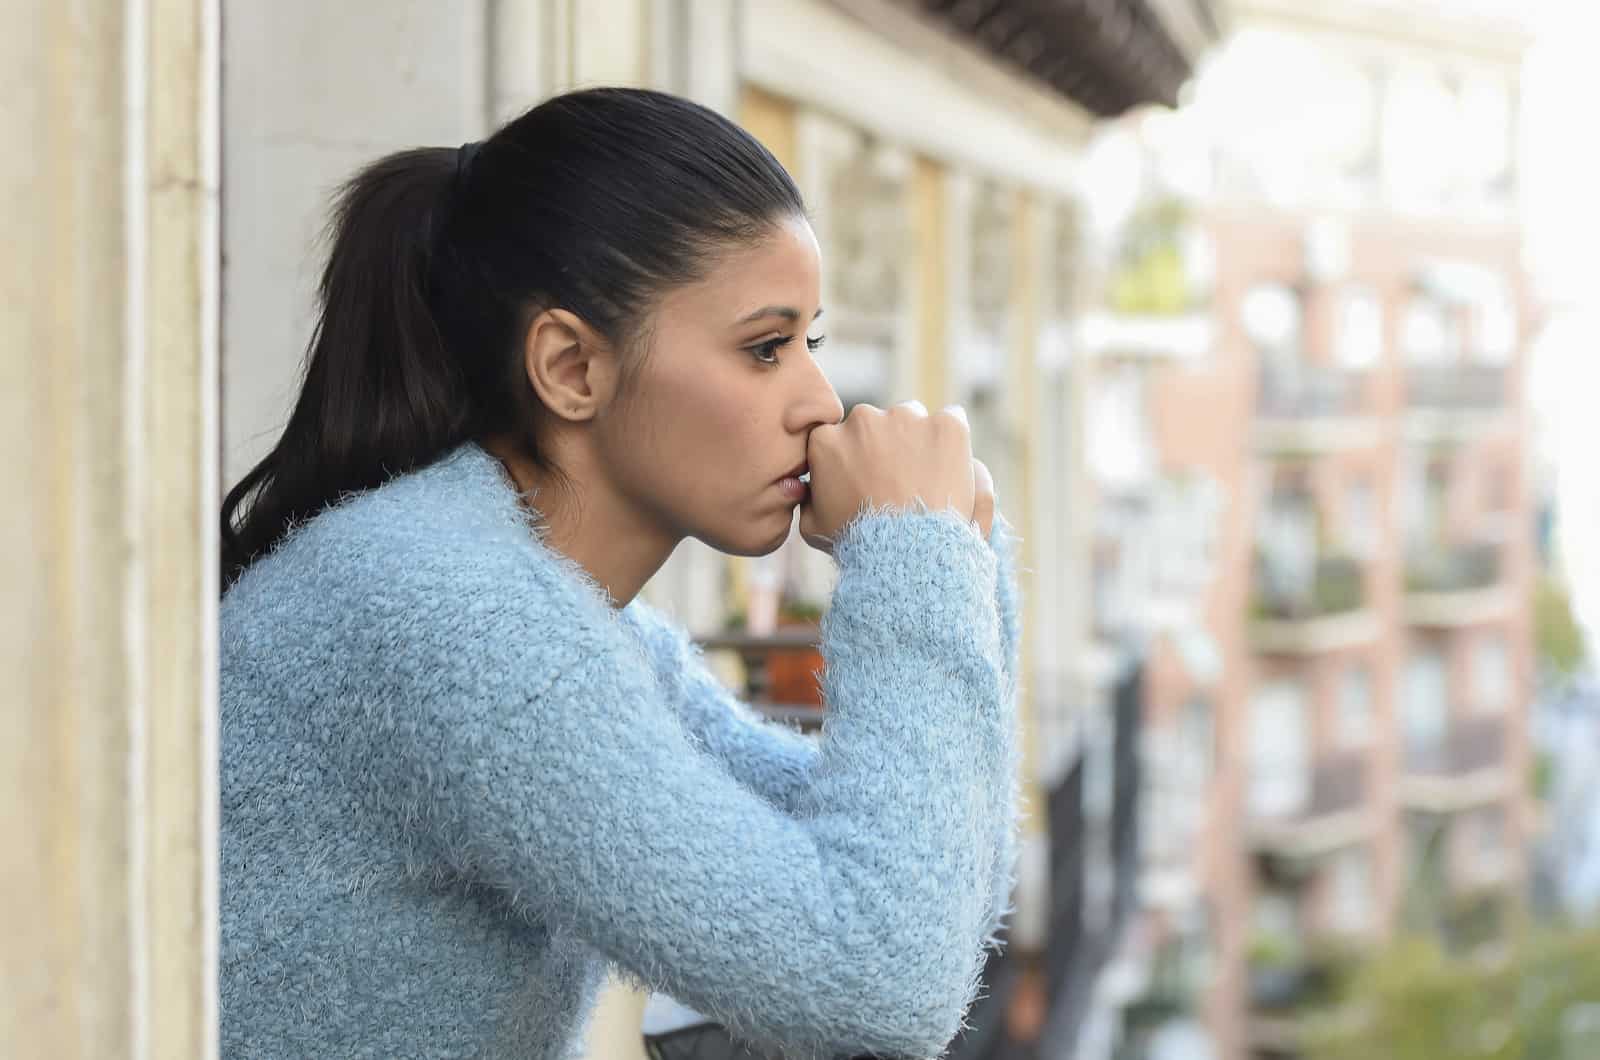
[
  {"x1": 628, "y1": 520, "x2": 1025, "y2": 947},
  {"x1": 620, "y1": 601, "x2": 820, "y2": 815},
  {"x1": 982, "y1": 517, "x2": 1024, "y2": 949},
  {"x1": 340, "y1": 509, "x2": 1011, "y2": 1060}
]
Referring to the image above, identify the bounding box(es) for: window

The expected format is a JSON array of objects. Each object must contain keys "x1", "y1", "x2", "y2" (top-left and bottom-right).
[
  {"x1": 1338, "y1": 665, "x2": 1375, "y2": 748},
  {"x1": 1403, "y1": 649, "x2": 1449, "y2": 770},
  {"x1": 1328, "y1": 847, "x2": 1374, "y2": 935},
  {"x1": 1249, "y1": 680, "x2": 1310, "y2": 819},
  {"x1": 1252, "y1": 887, "x2": 1302, "y2": 956},
  {"x1": 1474, "y1": 279, "x2": 1518, "y2": 364},
  {"x1": 1336, "y1": 286, "x2": 1384, "y2": 369},
  {"x1": 1402, "y1": 297, "x2": 1456, "y2": 363},
  {"x1": 1181, "y1": 696, "x2": 1217, "y2": 786},
  {"x1": 1087, "y1": 365, "x2": 1154, "y2": 493},
  {"x1": 1242, "y1": 283, "x2": 1303, "y2": 362},
  {"x1": 1459, "y1": 75, "x2": 1514, "y2": 200},
  {"x1": 1473, "y1": 633, "x2": 1513, "y2": 715}
]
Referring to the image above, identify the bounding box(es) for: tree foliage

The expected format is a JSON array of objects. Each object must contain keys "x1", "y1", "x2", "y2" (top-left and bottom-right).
[{"x1": 1304, "y1": 927, "x2": 1600, "y2": 1060}]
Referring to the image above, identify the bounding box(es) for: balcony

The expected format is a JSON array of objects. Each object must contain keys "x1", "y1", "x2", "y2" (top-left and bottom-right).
[
  {"x1": 1401, "y1": 716, "x2": 1511, "y2": 813},
  {"x1": 1251, "y1": 553, "x2": 1380, "y2": 654},
  {"x1": 1251, "y1": 752, "x2": 1373, "y2": 864},
  {"x1": 1407, "y1": 363, "x2": 1507, "y2": 411},
  {"x1": 1405, "y1": 363, "x2": 1512, "y2": 442},
  {"x1": 1254, "y1": 363, "x2": 1379, "y2": 453},
  {"x1": 693, "y1": 629, "x2": 826, "y2": 733},
  {"x1": 1247, "y1": 940, "x2": 1369, "y2": 1052},
  {"x1": 1078, "y1": 310, "x2": 1213, "y2": 362},
  {"x1": 1405, "y1": 542, "x2": 1512, "y2": 626}
]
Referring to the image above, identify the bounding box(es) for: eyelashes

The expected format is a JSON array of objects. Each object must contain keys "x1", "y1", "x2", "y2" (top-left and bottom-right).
[{"x1": 747, "y1": 334, "x2": 826, "y2": 365}]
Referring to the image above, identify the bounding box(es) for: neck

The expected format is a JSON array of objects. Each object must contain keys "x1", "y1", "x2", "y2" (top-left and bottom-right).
[{"x1": 480, "y1": 435, "x2": 679, "y2": 608}]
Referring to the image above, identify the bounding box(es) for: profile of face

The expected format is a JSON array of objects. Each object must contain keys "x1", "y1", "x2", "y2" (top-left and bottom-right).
[{"x1": 589, "y1": 215, "x2": 845, "y2": 556}]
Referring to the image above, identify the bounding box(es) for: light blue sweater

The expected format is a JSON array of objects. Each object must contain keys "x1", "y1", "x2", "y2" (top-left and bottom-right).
[{"x1": 219, "y1": 443, "x2": 1021, "y2": 1059}]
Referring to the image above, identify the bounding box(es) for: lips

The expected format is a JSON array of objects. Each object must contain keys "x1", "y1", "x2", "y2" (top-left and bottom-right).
[{"x1": 776, "y1": 462, "x2": 810, "y2": 504}]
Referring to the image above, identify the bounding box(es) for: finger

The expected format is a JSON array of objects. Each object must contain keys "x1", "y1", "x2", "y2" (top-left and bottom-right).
[
  {"x1": 971, "y1": 459, "x2": 996, "y2": 539},
  {"x1": 941, "y1": 404, "x2": 969, "y2": 431},
  {"x1": 895, "y1": 399, "x2": 928, "y2": 417},
  {"x1": 797, "y1": 505, "x2": 832, "y2": 555},
  {"x1": 972, "y1": 457, "x2": 994, "y2": 500}
]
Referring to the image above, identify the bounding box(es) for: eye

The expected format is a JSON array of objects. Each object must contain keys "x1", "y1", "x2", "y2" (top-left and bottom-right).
[
  {"x1": 806, "y1": 334, "x2": 826, "y2": 352},
  {"x1": 745, "y1": 336, "x2": 792, "y2": 365}
]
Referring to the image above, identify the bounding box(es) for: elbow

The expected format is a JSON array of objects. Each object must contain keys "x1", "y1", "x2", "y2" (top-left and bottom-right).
[
  {"x1": 822, "y1": 943, "x2": 985, "y2": 1059},
  {"x1": 869, "y1": 976, "x2": 980, "y2": 1059}
]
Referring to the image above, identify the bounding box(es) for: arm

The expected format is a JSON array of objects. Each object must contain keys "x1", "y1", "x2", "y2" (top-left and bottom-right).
[
  {"x1": 341, "y1": 510, "x2": 1011, "y2": 1059},
  {"x1": 982, "y1": 516, "x2": 1024, "y2": 948},
  {"x1": 620, "y1": 600, "x2": 820, "y2": 815},
  {"x1": 627, "y1": 520, "x2": 1026, "y2": 827},
  {"x1": 631, "y1": 521, "x2": 1025, "y2": 950}
]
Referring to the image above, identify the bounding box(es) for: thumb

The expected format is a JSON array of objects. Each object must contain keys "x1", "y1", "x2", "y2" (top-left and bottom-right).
[
  {"x1": 971, "y1": 458, "x2": 995, "y2": 540},
  {"x1": 798, "y1": 503, "x2": 833, "y2": 555}
]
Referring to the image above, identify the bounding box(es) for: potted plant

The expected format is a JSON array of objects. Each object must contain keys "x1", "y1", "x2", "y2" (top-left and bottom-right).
[{"x1": 765, "y1": 597, "x2": 825, "y2": 708}]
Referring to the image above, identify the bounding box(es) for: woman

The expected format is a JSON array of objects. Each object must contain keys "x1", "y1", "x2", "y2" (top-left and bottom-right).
[{"x1": 220, "y1": 87, "x2": 1020, "y2": 1060}]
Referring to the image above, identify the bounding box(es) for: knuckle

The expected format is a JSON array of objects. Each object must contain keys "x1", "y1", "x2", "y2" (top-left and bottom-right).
[{"x1": 935, "y1": 409, "x2": 970, "y2": 435}]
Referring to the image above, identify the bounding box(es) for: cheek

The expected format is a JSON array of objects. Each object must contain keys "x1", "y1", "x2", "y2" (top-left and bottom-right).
[{"x1": 627, "y1": 364, "x2": 767, "y2": 496}]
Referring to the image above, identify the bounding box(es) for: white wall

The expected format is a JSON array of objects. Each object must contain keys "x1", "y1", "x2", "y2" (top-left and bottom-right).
[{"x1": 220, "y1": 0, "x2": 490, "y2": 488}]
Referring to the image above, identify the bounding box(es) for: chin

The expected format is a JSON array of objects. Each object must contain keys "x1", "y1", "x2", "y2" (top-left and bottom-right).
[{"x1": 699, "y1": 510, "x2": 796, "y2": 557}]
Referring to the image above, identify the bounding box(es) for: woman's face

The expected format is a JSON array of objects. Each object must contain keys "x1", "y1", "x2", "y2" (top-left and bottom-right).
[{"x1": 595, "y1": 215, "x2": 844, "y2": 556}]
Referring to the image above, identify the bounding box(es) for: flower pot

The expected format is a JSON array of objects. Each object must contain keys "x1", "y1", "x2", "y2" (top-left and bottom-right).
[{"x1": 765, "y1": 625, "x2": 824, "y2": 707}]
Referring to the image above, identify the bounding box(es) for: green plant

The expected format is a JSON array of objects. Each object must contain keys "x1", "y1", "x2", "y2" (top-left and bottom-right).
[
  {"x1": 1249, "y1": 931, "x2": 1300, "y2": 969},
  {"x1": 1534, "y1": 575, "x2": 1587, "y2": 678},
  {"x1": 1106, "y1": 197, "x2": 1205, "y2": 317},
  {"x1": 1533, "y1": 751, "x2": 1556, "y2": 801},
  {"x1": 777, "y1": 598, "x2": 824, "y2": 625},
  {"x1": 1305, "y1": 926, "x2": 1600, "y2": 1060}
]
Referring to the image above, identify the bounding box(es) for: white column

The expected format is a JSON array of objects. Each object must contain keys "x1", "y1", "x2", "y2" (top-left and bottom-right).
[
  {"x1": 219, "y1": 0, "x2": 491, "y2": 489},
  {"x1": 2, "y1": 0, "x2": 221, "y2": 1056}
]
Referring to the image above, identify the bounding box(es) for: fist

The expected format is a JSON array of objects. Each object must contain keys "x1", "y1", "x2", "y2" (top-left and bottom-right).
[{"x1": 798, "y1": 401, "x2": 990, "y2": 552}]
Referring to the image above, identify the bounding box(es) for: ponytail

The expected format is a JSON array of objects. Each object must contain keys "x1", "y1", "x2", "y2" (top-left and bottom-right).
[
  {"x1": 221, "y1": 149, "x2": 472, "y2": 590},
  {"x1": 222, "y1": 88, "x2": 807, "y2": 593}
]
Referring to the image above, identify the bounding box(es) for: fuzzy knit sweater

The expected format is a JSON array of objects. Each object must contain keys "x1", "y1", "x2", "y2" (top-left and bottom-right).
[{"x1": 219, "y1": 443, "x2": 1021, "y2": 1060}]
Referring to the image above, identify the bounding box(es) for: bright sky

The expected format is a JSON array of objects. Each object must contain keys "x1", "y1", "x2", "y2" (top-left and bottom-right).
[{"x1": 1524, "y1": 0, "x2": 1600, "y2": 655}]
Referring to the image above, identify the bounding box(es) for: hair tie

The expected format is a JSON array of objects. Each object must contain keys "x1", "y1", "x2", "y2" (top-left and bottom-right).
[{"x1": 455, "y1": 141, "x2": 482, "y2": 190}]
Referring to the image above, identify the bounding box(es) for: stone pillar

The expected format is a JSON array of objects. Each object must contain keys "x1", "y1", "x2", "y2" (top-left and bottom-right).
[{"x1": 2, "y1": 0, "x2": 221, "y2": 1057}]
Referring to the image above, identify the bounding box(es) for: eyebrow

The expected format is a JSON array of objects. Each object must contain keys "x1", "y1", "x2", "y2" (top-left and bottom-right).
[{"x1": 734, "y1": 306, "x2": 825, "y2": 326}]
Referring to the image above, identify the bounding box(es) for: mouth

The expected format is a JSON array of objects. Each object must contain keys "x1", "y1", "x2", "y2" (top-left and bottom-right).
[{"x1": 776, "y1": 462, "x2": 810, "y2": 503}]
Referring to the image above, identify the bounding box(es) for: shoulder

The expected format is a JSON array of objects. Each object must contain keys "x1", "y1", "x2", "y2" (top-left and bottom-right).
[{"x1": 223, "y1": 445, "x2": 626, "y2": 676}]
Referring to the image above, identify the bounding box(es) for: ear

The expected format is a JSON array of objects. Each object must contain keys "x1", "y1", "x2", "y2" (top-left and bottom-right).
[{"x1": 521, "y1": 308, "x2": 620, "y2": 423}]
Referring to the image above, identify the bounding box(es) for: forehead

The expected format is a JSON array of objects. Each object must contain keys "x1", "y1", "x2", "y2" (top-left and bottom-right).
[{"x1": 657, "y1": 216, "x2": 822, "y2": 326}]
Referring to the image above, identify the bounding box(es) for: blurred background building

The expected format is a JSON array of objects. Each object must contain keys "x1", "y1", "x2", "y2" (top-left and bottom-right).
[{"x1": 14, "y1": 1, "x2": 1600, "y2": 1059}]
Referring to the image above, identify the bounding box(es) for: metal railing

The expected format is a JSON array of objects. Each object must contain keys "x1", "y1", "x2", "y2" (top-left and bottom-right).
[
  {"x1": 1258, "y1": 362, "x2": 1364, "y2": 419},
  {"x1": 1406, "y1": 363, "x2": 1507, "y2": 411},
  {"x1": 1304, "y1": 751, "x2": 1368, "y2": 820},
  {"x1": 1405, "y1": 541, "x2": 1501, "y2": 595},
  {"x1": 693, "y1": 629, "x2": 826, "y2": 731},
  {"x1": 1404, "y1": 716, "x2": 1507, "y2": 777},
  {"x1": 1253, "y1": 553, "x2": 1366, "y2": 622}
]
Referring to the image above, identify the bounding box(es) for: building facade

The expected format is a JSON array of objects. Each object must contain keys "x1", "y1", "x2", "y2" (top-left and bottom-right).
[{"x1": 1104, "y1": 3, "x2": 1538, "y2": 1057}]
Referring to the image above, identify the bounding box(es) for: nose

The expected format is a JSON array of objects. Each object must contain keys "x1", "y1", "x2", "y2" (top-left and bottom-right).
[{"x1": 785, "y1": 351, "x2": 845, "y2": 433}]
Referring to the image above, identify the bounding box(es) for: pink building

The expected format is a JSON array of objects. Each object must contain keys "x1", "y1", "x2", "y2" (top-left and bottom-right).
[{"x1": 1115, "y1": 4, "x2": 1539, "y2": 1056}]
